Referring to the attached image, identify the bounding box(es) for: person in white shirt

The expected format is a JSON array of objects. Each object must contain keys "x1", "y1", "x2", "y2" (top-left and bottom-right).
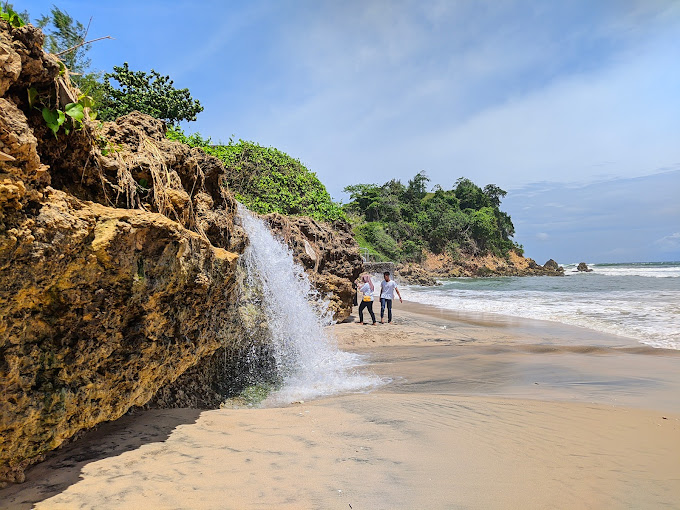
[
  {"x1": 379, "y1": 272, "x2": 402, "y2": 324},
  {"x1": 357, "y1": 274, "x2": 376, "y2": 325}
]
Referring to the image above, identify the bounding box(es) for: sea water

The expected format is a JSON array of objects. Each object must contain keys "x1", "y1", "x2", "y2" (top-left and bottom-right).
[
  {"x1": 403, "y1": 262, "x2": 680, "y2": 350},
  {"x1": 236, "y1": 204, "x2": 381, "y2": 404}
]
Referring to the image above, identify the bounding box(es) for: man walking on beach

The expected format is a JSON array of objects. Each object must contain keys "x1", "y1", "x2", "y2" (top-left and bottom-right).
[{"x1": 380, "y1": 272, "x2": 402, "y2": 324}]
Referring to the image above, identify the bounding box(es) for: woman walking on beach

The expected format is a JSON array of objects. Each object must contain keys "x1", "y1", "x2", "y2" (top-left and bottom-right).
[{"x1": 357, "y1": 275, "x2": 376, "y2": 325}]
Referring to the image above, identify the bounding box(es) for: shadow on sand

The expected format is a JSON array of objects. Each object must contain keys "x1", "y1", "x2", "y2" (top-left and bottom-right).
[{"x1": 0, "y1": 408, "x2": 203, "y2": 509}]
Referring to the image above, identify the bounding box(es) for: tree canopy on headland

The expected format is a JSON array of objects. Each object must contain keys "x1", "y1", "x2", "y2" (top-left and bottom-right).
[{"x1": 343, "y1": 172, "x2": 522, "y2": 262}]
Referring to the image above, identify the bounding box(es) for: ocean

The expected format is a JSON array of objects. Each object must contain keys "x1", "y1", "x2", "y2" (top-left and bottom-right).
[{"x1": 403, "y1": 262, "x2": 680, "y2": 350}]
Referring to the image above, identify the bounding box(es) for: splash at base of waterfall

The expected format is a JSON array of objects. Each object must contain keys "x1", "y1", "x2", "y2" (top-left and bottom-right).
[{"x1": 236, "y1": 204, "x2": 383, "y2": 406}]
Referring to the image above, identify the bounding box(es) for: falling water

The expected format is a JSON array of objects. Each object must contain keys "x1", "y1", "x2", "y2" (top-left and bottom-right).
[{"x1": 236, "y1": 204, "x2": 381, "y2": 405}]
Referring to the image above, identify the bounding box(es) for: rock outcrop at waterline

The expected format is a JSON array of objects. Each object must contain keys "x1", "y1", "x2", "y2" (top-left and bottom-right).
[
  {"x1": 0, "y1": 22, "x2": 361, "y2": 483},
  {"x1": 395, "y1": 251, "x2": 564, "y2": 284}
]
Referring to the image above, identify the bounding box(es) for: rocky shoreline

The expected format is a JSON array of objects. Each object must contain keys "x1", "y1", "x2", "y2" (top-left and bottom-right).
[{"x1": 391, "y1": 251, "x2": 564, "y2": 286}]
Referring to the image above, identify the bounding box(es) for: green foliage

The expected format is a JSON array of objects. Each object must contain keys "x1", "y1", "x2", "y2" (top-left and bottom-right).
[
  {"x1": 222, "y1": 383, "x2": 276, "y2": 408},
  {"x1": 0, "y1": 3, "x2": 27, "y2": 27},
  {"x1": 168, "y1": 128, "x2": 346, "y2": 222},
  {"x1": 98, "y1": 63, "x2": 203, "y2": 125},
  {"x1": 344, "y1": 173, "x2": 521, "y2": 262},
  {"x1": 29, "y1": 86, "x2": 95, "y2": 137},
  {"x1": 355, "y1": 223, "x2": 401, "y2": 260}
]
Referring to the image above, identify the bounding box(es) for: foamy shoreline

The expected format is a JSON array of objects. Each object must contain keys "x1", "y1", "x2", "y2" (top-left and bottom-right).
[{"x1": 3, "y1": 301, "x2": 679, "y2": 509}]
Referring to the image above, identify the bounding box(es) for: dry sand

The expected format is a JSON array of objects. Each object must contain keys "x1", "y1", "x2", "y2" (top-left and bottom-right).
[{"x1": 2, "y1": 301, "x2": 679, "y2": 509}]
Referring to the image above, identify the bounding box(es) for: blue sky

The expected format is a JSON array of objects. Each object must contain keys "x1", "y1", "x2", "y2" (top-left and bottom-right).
[{"x1": 18, "y1": 0, "x2": 680, "y2": 263}]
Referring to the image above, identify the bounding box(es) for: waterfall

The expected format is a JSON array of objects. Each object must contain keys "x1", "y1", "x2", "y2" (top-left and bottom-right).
[{"x1": 236, "y1": 204, "x2": 380, "y2": 405}]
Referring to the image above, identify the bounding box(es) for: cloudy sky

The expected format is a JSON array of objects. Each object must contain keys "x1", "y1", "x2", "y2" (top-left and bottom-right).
[{"x1": 20, "y1": 0, "x2": 680, "y2": 263}]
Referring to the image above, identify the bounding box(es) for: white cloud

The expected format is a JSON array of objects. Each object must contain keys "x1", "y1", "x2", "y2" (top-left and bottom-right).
[
  {"x1": 654, "y1": 233, "x2": 680, "y2": 252},
  {"x1": 204, "y1": 1, "x2": 680, "y2": 199},
  {"x1": 503, "y1": 171, "x2": 680, "y2": 263}
]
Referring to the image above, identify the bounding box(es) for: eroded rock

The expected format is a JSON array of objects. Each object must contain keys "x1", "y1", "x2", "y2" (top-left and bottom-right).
[
  {"x1": 0, "y1": 19, "x2": 361, "y2": 483},
  {"x1": 265, "y1": 214, "x2": 363, "y2": 321}
]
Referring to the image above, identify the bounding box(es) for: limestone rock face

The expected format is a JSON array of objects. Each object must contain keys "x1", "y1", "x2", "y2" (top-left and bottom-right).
[
  {"x1": 411, "y1": 251, "x2": 566, "y2": 280},
  {"x1": 0, "y1": 21, "x2": 244, "y2": 484},
  {"x1": 264, "y1": 214, "x2": 363, "y2": 321},
  {"x1": 0, "y1": 20, "x2": 363, "y2": 483},
  {"x1": 1, "y1": 190, "x2": 240, "y2": 483}
]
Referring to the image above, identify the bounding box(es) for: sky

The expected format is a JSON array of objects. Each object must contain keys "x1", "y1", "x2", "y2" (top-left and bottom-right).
[{"x1": 17, "y1": 0, "x2": 680, "y2": 263}]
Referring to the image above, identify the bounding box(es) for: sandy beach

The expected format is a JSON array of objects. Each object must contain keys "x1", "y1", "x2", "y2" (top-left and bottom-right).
[{"x1": 2, "y1": 301, "x2": 679, "y2": 509}]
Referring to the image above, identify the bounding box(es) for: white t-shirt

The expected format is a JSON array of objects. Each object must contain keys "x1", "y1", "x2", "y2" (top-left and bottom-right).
[
  {"x1": 360, "y1": 282, "x2": 373, "y2": 301},
  {"x1": 380, "y1": 280, "x2": 398, "y2": 300}
]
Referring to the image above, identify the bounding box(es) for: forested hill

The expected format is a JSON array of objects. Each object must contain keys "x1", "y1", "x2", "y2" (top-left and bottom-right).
[{"x1": 343, "y1": 172, "x2": 522, "y2": 263}]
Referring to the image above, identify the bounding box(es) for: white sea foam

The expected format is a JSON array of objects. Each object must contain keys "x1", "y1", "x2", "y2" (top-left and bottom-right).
[
  {"x1": 405, "y1": 266, "x2": 680, "y2": 350},
  {"x1": 237, "y1": 205, "x2": 382, "y2": 404},
  {"x1": 562, "y1": 263, "x2": 680, "y2": 278}
]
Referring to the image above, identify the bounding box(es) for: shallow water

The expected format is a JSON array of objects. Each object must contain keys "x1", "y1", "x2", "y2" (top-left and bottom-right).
[{"x1": 405, "y1": 261, "x2": 680, "y2": 350}]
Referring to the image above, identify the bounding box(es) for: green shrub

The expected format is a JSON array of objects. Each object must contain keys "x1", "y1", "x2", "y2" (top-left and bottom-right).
[{"x1": 168, "y1": 129, "x2": 345, "y2": 222}]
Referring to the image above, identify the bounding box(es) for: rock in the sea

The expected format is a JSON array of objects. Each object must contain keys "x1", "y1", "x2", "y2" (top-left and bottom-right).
[
  {"x1": 577, "y1": 262, "x2": 593, "y2": 272},
  {"x1": 543, "y1": 259, "x2": 563, "y2": 273}
]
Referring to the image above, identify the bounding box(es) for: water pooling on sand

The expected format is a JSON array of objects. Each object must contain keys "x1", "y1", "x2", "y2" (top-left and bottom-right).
[
  {"x1": 405, "y1": 262, "x2": 680, "y2": 350},
  {"x1": 236, "y1": 204, "x2": 381, "y2": 405}
]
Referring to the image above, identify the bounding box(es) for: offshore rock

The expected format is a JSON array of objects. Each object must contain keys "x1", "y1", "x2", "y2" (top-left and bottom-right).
[
  {"x1": 543, "y1": 259, "x2": 563, "y2": 273},
  {"x1": 577, "y1": 262, "x2": 593, "y2": 272}
]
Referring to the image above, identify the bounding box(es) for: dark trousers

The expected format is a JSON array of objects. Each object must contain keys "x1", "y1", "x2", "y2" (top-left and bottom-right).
[
  {"x1": 358, "y1": 300, "x2": 376, "y2": 323},
  {"x1": 380, "y1": 298, "x2": 393, "y2": 322}
]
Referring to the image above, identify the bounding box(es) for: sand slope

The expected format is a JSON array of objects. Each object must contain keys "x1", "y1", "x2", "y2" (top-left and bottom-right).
[{"x1": 2, "y1": 303, "x2": 679, "y2": 509}]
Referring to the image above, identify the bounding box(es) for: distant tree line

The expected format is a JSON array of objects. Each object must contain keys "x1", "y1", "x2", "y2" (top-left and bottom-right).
[{"x1": 343, "y1": 172, "x2": 522, "y2": 262}]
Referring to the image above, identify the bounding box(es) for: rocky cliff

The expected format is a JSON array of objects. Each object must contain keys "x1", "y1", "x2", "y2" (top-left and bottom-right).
[
  {"x1": 0, "y1": 21, "x2": 361, "y2": 484},
  {"x1": 265, "y1": 214, "x2": 363, "y2": 321},
  {"x1": 395, "y1": 251, "x2": 563, "y2": 284}
]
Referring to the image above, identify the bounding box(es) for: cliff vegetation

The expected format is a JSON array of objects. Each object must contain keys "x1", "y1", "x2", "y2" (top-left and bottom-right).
[
  {"x1": 168, "y1": 130, "x2": 346, "y2": 223},
  {"x1": 344, "y1": 172, "x2": 521, "y2": 262}
]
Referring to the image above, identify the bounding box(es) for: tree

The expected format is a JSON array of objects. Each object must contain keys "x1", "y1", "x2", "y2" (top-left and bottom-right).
[
  {"x1": 34, "y1": 6, "x2": 109, "y2": 102},
  {"x1": 483, "y1": 184, "x2": 507, "y2": 208},
  {"x1": 344, "y1": 173, "x2": 520, "y2": 262},
  {"x1": 36, "y1": 7, "x2": 96, "y2": 85},
  {"x1": 454, "y1": 177, "x2": 490, "y2": 210},
  {"x1": 98, "y1": 63, "x2": 203, "y2": 125}
]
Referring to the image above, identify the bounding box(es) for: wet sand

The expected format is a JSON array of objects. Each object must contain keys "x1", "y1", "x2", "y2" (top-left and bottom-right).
[{"x1": 3, "y1": 302, "x2": 679, "y2": 509}]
